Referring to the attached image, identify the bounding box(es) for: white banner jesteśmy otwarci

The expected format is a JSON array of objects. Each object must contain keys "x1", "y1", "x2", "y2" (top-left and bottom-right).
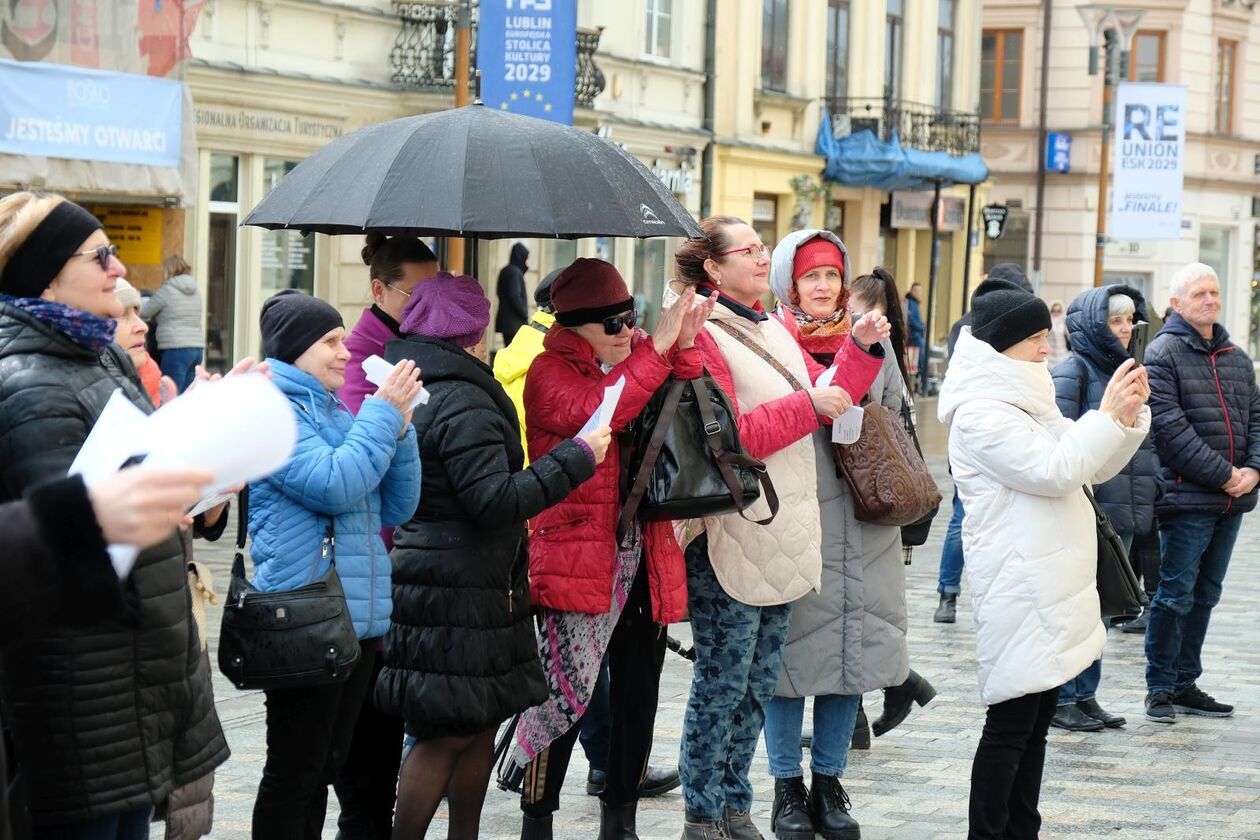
[{"x1": 1111, "y1": 83, "x2": 1186, "y2": 242}]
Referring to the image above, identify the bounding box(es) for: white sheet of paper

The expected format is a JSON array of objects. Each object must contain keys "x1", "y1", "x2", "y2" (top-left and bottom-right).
[
  {"x1": 68, "y1": 390, "x2": 150, "y2": 486},
  {"x1": 362, "y1": 355, "x2": 431, "y2": 409},
  {"x1": 579, "y1": 375, "x2": 626, "y2": 437},
  {"x1": 187, "y1": 491, "x2": 235, "y2": 519},
  {"x1": 833, "y1": 405, "x2": 864, "y2": 445},
  {"x1": 815, "y1": 365, "x2": 838, "y2": 388}
]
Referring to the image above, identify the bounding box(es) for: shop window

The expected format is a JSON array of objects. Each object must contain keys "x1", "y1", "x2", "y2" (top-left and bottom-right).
[
  {"x1": 209, "y1": 153, "x2": 239, "y2": 203},
  {"x1": 1215, "y1": 39, "x2": 1237, "y2": 135},
  {"x1": 1129, "y1": 31, "x2": 1165, "y2": 83},
  {"x1": 981, "y1": 212, "x2": 1029, "y2": 276},
  {"x1": 644, "y1": 0, "x2": 672, "y2": 59},
  {"x1": 634, "y1": 238, "x2": 667, "y2": 329},
  {"x1": 937, "y1": 0, "x2": 955, "y2": 109},
  {"x1": 761, "y1": 0, "x2": 789, "y2": 92},
  {"x1": 206, "y1": 152, "x2": 240, "y2": 373},
  {"x1": 261, "y1": 159, "x2": 316, "y2": 299},
  {"x1": 825, "y1": 0, "x2": 849, "y2": 100},
  {"x1": 752, "y1": 193, "x2": 779, "y2": 252},
  {"x1": 885, "y1": 0, "x2": 904, "y2": 101},
  {"x1": 543, "y1": 238, "x2": 578, "y2": 278},
  {"x1": 981, "y1": 30, "x2": 1022, "y2": 124}
]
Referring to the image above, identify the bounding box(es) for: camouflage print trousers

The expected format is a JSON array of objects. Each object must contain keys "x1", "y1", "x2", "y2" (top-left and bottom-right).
[{"x1": 678, "y1": 534, "x2": 793, "y2": 821}]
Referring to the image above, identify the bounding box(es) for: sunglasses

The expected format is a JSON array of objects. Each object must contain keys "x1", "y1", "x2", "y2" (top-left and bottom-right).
[
  {"x1": 602, "y1": 310, "x2": 637, "y2": 336},
  {"x1": 73, "y1": 243, "x2": 119, "y2": 271}
]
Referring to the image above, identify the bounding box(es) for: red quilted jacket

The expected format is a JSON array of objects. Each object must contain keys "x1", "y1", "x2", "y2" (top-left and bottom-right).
[{"x1": 523, "y1": 327, "x2": 702, "y2": 624}]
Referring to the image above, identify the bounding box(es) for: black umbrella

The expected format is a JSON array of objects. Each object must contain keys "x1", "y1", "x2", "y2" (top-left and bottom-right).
[{"x1": 241, "y1": 105, "x2": 701, "y2": 240}]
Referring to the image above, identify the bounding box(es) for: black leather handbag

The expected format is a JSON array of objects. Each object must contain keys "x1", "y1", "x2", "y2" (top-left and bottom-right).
[
  {"x1": 218, "y1": 488, "x2": 361, "y2": 690},
  {"x1": 1086, "y1": 486, "x2": 1148, "y2": 622},
  {"x1": 617, "y1": 372, "x2": 777, "y2": 539}
]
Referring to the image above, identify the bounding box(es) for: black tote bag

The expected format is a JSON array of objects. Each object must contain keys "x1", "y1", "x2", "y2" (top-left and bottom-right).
[
  {"x1": 218, "y1": 488, "x2": 361, "y2": 690},
  {"x1": 1085, "y1": 486, "x2": 1148, "y2": 622}
]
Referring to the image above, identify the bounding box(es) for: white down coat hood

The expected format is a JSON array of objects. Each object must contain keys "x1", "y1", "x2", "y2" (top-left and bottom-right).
[{"x1": 938, "y1": 329, "x2": 1150, "y2": 706}]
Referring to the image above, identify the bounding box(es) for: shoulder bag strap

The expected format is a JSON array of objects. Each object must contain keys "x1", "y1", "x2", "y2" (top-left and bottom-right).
[
  {"x1": 233, "y1": 485, "x2": 249, "y2": 578},
  {"x1": 617, "y1": 378, "x2": 687, "y2": 542},
  {"x1": 690, "y1": 375, "x2": 779, "y2": 525},
  {"x1": 709, "y1": 320, "x2": 806, "y2": 393}
]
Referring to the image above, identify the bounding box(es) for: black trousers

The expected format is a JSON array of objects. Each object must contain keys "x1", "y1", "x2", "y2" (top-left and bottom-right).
[
  {"x1": 578, "y1": 662, "x2": 612, "y2": 774},
  {"x1": 1131, "y1": 527, "x2": 1163, "y2": 598},
  {"x1": 521, "y1": 563, "x2": 665, "y2": 814},
  {"x1": 968, "y1": 687, "x2": 1059, "y2": 840},
  {"x1": 333, "y1": 647, "x2": 404, "y2": 839},
  {"x1": 252, "y1": 640, "x2": 377, "y2": 840}
]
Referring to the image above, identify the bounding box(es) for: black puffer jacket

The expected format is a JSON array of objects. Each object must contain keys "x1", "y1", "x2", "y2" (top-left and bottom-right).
[
  {"x1": 1051, "y1": 285, "x2": 1160, "y2": 535},
  {"x1": 0, "y1": 303, "x2": 229, "y2": 826},
  {"x1": 1146, "y1": 312, "x2": 1260, "y2": 515},
  {"x1": 376, "y1": 335, "x2": 594, "y2": 738}
]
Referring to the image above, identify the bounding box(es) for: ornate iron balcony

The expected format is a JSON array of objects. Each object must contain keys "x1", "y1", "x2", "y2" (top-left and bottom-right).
[
  {"x1": 391, "y1": 2, "x2": 606, "y2": 109},
  {"x1": 824, "y1": 97, "x2": 982, "y2": 157}
]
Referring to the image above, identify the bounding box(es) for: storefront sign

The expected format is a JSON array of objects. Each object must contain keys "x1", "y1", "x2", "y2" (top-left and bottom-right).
[
  {"x1": 0, "y1": 58, "x2": 181, "y2": 167},
  {"x1": 1111, "y1": 83, "x2": 1186, "y2": 241},
  {"x1": 652, "y1": 166, "x2": 693, "y2": 195},
  {"x1": 891, "y1": 191, "x2": 966, "y2": 231},
  {"x1": 90, "y1": 204, "x2": 163, "y2": 265},
  {"x1": 981, "y1": 204, "x2": 1009, "y2": 240},
  {"x1": 194, "y1": 106, "x2": 344, "y2": 141},
  {"x1": 1045, "y1": 132, "x2": 1071, "y2": 173},
  {"x1": 478, "y1": 0, "x2": 577, "y2": 125}
]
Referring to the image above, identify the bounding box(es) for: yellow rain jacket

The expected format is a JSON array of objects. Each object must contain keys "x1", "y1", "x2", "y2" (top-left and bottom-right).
[{"x1": 493, "y1": 311, "x2": 555, "y2": 461}]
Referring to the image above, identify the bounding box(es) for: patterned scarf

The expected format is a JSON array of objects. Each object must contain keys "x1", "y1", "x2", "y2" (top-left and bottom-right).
[
  {"x1": 782, "y1": 287, "x2": 852, "y2": 339},
  {"x1": 1, "y1": 295, "x2": 116, "y2": 353}
]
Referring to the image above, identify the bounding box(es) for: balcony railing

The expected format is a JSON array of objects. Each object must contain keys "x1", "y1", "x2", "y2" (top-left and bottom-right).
[
  {"x1": 824, "y1": 97, "x2": 981, "y2": 157},
  {"x1": 390, "y1": 2, "x2": 605, "y2": 109}
]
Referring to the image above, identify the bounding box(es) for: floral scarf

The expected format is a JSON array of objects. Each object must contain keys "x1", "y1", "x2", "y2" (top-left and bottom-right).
[
  {"x1": 0, "y1": 295, "x2": 116, "y2": 353},
  {"x1": 781, "y1": 287, "x2": 852, "y2": 340}
]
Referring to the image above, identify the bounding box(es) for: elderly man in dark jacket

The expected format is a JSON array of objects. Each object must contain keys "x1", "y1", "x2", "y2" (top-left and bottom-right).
[{"x1": 1143, "y1": 262, "x2": 1260, "y2": 724}]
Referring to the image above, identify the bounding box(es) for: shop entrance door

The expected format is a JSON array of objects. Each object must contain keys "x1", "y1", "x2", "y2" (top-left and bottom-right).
[{"x1": 206, "y1": 212, "x2": 237, "y2": 373}]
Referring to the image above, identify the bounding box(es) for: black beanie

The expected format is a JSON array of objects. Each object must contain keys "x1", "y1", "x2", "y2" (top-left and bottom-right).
[
  {"x1": 535, "y1": 267, "x2": 563, "y2": 311},
  {"x1": 984, "y1": 262, "x2": 1033, "y2": 293},
  {"x1": 260, "y1": 289, "x2": 344, "y2": 364},
  {"x1": 971, "y1": 278, "x2": 1052, "y2": 352}
]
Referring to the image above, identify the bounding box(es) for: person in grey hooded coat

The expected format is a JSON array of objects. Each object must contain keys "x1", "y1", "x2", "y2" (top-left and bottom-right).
[{"x1": 141, "y1": 255, "x2": 205, "y2": 393}]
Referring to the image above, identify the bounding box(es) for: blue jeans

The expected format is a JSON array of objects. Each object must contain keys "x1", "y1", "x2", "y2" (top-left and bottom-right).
[
  {"x1": 679, "y1": 535, "x2": 793, "y2": 821},
  {"x1": 1145, "y1": 512, "x2": 1243, "y2": 695},
  {"x1": 938, "y1": 486, "x2": 965, "y2": 594},
  {"x1": 158, "y1": 346, "x2": 203, "y2": 394},
  {"x1": 1058, "y1": 533, "x2": 1131, "y2": 705},
  {"x1": 31, "y1": 807, "x2": 152, "y2": 840},
  {"x1": 763, "y1": 694, "x2": 861, "y2": 779}
]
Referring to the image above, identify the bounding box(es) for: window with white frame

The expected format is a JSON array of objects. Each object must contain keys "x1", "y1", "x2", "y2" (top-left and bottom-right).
[{"x1": 644, "y1": 0, "x2": 672, "y2": 59}]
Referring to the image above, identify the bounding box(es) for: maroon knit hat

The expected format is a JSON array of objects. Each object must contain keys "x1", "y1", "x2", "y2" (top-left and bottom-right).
[
  {"x1": 399, "y1": 271, "x2": 490, "y2": 347},
  {"x1": 550, "y1": 258, "x2": 634, "y2": 327}
]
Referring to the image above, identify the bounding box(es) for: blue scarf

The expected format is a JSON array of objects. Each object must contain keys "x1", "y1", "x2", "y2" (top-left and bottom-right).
[{"x1": 0, "y1": 295, "x2": 116, "y2": 354}]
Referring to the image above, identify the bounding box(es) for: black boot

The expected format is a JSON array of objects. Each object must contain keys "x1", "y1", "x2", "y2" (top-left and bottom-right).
[
  {"x1": 850, "y1": 702, "x2": 870, "y2": 750},
  {"x1": 770, "y1": 778, "x2": 815, "y2": 840},
  {"x1": 1050, "y1": 704, "x2": 1104, "y2": 732},
  {"x1": 811, "y1": 774, "x2": 860, "y2": 840},
  {"x1": 520, "y1": 813, "x2": 552, "y2": 840},
  {"x1": 933, "y1": 592, "x2": 957, "y2": 624},
  {"x1": 873, "y1": 670, "x2": 937, "y2": 737},
  {"x1": 598, "y1": 801, "x2": 639, "y2": 840}
]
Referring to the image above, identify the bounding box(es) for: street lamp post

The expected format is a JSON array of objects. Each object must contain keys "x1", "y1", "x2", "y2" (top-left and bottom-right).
[{"x1": 1077, "y1": 4, "x2": 1145, "y2": 287}]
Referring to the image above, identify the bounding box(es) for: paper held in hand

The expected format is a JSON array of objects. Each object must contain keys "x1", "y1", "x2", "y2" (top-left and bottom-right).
[
  {"x1": 812, "y1": 364, "x2": 863, "y2": 444},
  {"x1": 69, "y1": 374, "x2": 298, "y2": 579},
  {"x1": 579, "y1": 375, "x2": 626, "y2": 437},
  {"x1": 362, "y1": 355, "x2": 430, "y2": 409}
]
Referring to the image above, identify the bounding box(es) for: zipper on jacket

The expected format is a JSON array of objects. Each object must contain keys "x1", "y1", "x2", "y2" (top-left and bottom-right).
[
  {"x1": 1210, "y1": 348, "x2": 1236, "y2": 514},
  {"x1": 368, "y1": 522, "x2": 377, "y2": 630}
]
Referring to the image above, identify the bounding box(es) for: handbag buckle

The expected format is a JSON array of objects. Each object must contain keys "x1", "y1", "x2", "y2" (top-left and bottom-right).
[{"x1": 704, "y1": 420, "x2": 721, "y2": 436}]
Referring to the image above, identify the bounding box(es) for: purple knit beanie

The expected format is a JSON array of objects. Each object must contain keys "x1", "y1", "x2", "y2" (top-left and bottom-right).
[{"x1": 399, "y1": 271, "x2": 490, "y2": 347}]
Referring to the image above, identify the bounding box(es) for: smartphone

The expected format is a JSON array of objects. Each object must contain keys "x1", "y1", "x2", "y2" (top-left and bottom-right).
[{"x1": 1128, "y1": 321, "x2": 1151, "y2": 364}]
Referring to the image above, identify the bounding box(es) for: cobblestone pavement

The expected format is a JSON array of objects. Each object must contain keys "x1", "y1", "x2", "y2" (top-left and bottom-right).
[{"x1": 185, "y1": 405, "x2": 1260, "y2": 839}]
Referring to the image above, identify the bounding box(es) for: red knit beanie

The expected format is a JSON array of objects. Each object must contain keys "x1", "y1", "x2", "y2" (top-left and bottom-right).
[
  {"x1": 792, "y1": 236, "x2": 845, "y2": 281},
  {"x1": 551, "y1": 258, "x2": 635, "y2": 327}
]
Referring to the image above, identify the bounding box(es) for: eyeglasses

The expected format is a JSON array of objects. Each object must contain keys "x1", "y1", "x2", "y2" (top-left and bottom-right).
[
  {"x1": 73, "y1": 244, "x2": 118, "y2": 271},
  {"x1": 716, "y1": 243, "x2": 770, "y2": 261},
  {"x1": 385, "y1": 282, "x2": 412, "y2": 298},
  {"x1": 602, "y1": 310, "x2": 637, "y2": 336}
]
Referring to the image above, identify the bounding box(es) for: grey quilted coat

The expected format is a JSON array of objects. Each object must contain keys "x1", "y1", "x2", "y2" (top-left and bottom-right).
[
  {"x1": 141, "y1": 273, "x2": 205, "y2": 349},
  {"x1": 776, "y1": 341, "x2": 910, "y2": 697}
]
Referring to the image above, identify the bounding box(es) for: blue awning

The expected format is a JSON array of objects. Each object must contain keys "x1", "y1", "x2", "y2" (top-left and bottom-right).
[{"x1": 816, "y1": 107, "x2": 988, "y2": 191}]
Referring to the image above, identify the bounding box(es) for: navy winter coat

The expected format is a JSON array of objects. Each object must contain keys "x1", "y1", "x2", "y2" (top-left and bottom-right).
[
  {"x1": 1145, "y1": 312, "x2": 1260, "y2": 515},
  {"x1": 1051, "y1": 285, "x2": 1159, "y2": 535}
]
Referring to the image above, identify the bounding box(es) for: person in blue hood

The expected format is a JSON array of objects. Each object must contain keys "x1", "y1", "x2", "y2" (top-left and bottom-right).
[
  {"x1": 247, "y1": 288, "x2": 423, "y2": 840},
  {"x1": 1049, "y1": 284, "x2": 1159, "y2": 733}
]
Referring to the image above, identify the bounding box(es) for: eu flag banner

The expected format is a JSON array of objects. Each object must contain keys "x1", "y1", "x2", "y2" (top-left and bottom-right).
[{"x1": 478, "y1": 0, "x2": 577, "y2": 126}]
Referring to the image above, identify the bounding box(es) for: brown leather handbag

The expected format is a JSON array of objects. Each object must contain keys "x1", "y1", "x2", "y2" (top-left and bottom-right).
[{"x1": 833, "y1": 399, "x2": 942, "y2": 526}]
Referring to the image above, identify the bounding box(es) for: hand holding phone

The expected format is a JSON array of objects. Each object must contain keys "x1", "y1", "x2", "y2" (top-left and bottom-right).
[{"x1": 1128, "y1": 321, "x2": 1150, "y2": 364}]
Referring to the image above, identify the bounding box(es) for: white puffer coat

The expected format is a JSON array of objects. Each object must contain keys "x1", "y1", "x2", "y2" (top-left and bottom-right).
[{"x1": 938, "y1": 330, "x2": 1149, "y2": 706}]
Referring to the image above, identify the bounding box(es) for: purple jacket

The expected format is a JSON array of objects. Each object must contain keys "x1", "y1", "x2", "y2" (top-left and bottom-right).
[{"x1": 341, "y1": 306, "x2": 402, "y2": 414}]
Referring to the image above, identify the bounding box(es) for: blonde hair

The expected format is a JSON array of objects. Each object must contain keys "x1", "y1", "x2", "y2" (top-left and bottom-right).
[
  {"x1": 0, "y1": 191, "x2": 68, "y2": 277},
  {"x1": 163, "y1": 254, "x2": 192, "y2": 279}
]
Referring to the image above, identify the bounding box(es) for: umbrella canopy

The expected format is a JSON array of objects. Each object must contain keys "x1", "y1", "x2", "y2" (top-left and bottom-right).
[{"x1": 242, "y1": 105, "x2": 702, "y2": 240}]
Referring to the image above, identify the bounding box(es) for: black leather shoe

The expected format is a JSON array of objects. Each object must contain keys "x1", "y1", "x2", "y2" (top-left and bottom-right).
[
  {"x1": 1077, "y1": 698, "x2": 1126, "y2": 728},
  {"x1": 850, "y1": 704, "x2": 870, "y2": 750},
  {"x1": 1050, "y1": 704, "x2": 1104, "y2": 732},
  {"x1": 587, "y1": 766, "x2": 681, "y2": 798},
  {"x1": 811, "y1": 774, "x2": 860, "y2": 840},
  {"x1": 933, "y1": 593, "x2": 957, "y2": 624},
  {"x1": 1121, "y1": 609, "x2": 1149, "y2": 635},
  {"x1": 873, "y1": 670, "x2": 937, "y2": 737},
  {"x1": 520, "y1": 813, "x2": 552, "y2": 840},
  {"x1": 771, "y1": 777, "x2": 815, "y2": 840},
  {"x1": 598, "y1": 800, "x2": 639, "y2": 840}
]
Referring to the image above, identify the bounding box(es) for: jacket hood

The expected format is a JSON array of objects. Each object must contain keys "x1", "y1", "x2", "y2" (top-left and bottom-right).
[
  {"x1": 768, "y1": 229, "x2": 851, "y2": 307},
  {"x1": 493, "y1": 312, "x2": 553, "y2": 383},
  {"x1": 167, "y1": 274, "x2": 199, "y2": 295},
  {"x1": 1064, "y1": 284, "x2": 1148, "y2": 374},
  {"x1": 938, "y1": 328, "x2": 1057, "y2": 425},
  {"x1": 1158, "y1": 310, "x2": 1231, "y2": 352},
  {"x1": 509, "y1": 243, "x2": 529, "y2": 269}
]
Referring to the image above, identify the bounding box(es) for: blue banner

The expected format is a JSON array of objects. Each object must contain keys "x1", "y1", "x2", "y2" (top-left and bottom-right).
[
  {"x1": 1045, "y1": 132, "x2": 1071, "y2": 173},
  {"x1": 477, "y1": 0, "x2": 577, "y2": 125},
  {"x1": 0, "y1": 59, "x2": 182, "y2": 168}
]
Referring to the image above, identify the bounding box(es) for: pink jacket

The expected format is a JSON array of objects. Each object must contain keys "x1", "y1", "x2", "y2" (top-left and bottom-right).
[{"x1": 340, "y1": 306, "x2": 401, "y2": 415}]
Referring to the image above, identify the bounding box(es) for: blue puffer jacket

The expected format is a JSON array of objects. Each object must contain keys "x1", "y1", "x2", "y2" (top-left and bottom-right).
[
  {"x1": 248, "y1": 360, "x2": 421, "y2": 639},
  {"x1": 1050, "y1": 285, "x2": 1160, "y2": 535},
  {"x1": 1146, "y1": 312, "x2": 1260, "y2": 515}
]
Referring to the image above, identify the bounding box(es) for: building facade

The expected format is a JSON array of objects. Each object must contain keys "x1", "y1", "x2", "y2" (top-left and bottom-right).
[{"x1": 981, "y1": 0, "x2": 1260, "y2": 355}]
